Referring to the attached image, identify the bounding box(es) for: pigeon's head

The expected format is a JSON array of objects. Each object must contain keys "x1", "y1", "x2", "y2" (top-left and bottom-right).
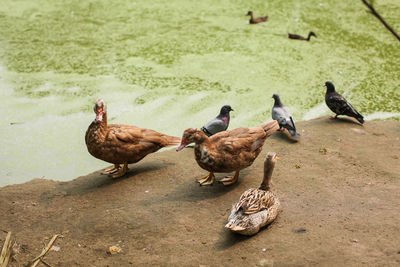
[
  {"x1": 220, "y1": 105, "x2": 234, "y2": 116},
  {"x1": 246, "y1": 11, "x2": 253, "y2": 16},
  {"x1": 93, "y1": 98, "x2": 107, "y2": 122},
  {"x1": 176, "y1": 128, "x2": 206, "y2": 151},
  {"x1": 272, "y1": 94, "x2": 282, "y2": 106},
  {"x1": 325, "y1": 81, "x2": 336, "y2": 92},
  {"x1": 310, "y1": 31, "x2": 317, "y2": 38}
]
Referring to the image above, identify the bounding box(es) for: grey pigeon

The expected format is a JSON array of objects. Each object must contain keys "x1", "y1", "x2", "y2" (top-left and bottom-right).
[
  {"x1": 271, "y1": 94, "x2": 300, "y2": 138},
  {"x1": 325, "y1": 81, "x2": 364, "y2": 124},
  {"x1": 201, "y1": 105, "x2": 233, "y2": 136}
]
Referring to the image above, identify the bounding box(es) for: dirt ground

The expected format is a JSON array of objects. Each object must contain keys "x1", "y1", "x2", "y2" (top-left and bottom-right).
[{"x1": 1, "y1": 117, "x2": 399, "y2": 266}]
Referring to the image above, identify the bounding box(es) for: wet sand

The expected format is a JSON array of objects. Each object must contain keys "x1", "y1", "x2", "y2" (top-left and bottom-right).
[{"x1": 1, "y1": 117, "x2": 399, "y2": 266}]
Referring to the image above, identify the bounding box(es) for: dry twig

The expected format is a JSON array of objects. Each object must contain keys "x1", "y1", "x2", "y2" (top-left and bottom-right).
[
  {"x1": 362, "y1": 0, "x2": 400, "y2": 42},
  {"x1": 29, "y1": 234, "x2": 61, "y2": 267},
  {"x1": 0, "y1": 231, "x2": 14, "y2": 267}
]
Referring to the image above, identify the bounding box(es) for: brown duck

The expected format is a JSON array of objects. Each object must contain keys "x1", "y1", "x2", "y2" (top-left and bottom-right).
[
  {"x1": 288, "y1": 31, "x2": 317, "y2": 41},
  {"x1": 85, "y1": 99, "x2": 181, "y2": 178},
  {"x1": 225, "y1": 152, "x2": 281, "y2": 235},
  {"x1": 246, "y1": 11, "x2": 268, "y2": 24},
  {"x1": 176, "y1": 120, "x2": 278, "y2": 186}
]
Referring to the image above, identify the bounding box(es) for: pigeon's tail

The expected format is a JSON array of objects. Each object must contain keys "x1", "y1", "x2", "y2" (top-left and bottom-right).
[
  {"x1": 355, "y1": 114, "x2": 364, "y2": 124},
  {"x1": 288, "y1": 129, "x2": 301, "y2": 138}
]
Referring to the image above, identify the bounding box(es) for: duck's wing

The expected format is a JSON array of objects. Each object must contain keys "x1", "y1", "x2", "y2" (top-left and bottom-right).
[
  {"x1": 288, "y1": 33, "x2": 301, "y2": 39},
  {"x1": 212, "y1": 127, "x2": 267, "y2": 154},
  {"x1": 255, "y1": 16, "x2": 268, "y2": 22},
  {"x1": 235, "y1": 188, "x2": 275, "y2": 214},
  {"x1": 110, "y1": 124, "x2": 178, "y2": 150}
]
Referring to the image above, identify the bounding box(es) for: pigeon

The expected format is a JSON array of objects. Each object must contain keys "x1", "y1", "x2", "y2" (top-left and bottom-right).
[
  {"x1": 325, "y1": 81, "x2": 364, "y2": 124},
  {"x1": 271, "y1": 94, "x2": 300, "y2": 138},
  {"x1": 201, "y1": 105, "x2": 233, "y2": 136}
]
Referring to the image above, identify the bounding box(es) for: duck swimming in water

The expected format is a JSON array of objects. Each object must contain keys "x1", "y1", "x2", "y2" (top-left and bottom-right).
[
  {"x1": 246, "y1": 11, "x2": 268, "y2": 24},
  {"x1": 288, "y1": 31, "x2": 317, "y2": 41}
]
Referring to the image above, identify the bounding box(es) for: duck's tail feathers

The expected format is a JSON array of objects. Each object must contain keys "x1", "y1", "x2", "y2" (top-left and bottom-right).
[
  {"x1": 261, "y1": 120, "x2": 279, "y2": 137},
  {"x1": 165, "y1": 135, "x2": 182, "y2": 147}
]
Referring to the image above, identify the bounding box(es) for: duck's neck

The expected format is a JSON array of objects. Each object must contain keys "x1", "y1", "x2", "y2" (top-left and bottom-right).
[
  {"x1": 95, "y1": 112, "x2": 108, "y2": 132},
  {"x1": 306, "y1": 32, "x2": 313, "y2": 41},
  {"x1": 249, "y1": 13, "x2": 254, "y2": 22},
  {"x1": 259, "y1": 160, "x2": 275, "y2": 191},
  {"x1": 194, "y1": 131, "x2": 211, "y2": 147}
]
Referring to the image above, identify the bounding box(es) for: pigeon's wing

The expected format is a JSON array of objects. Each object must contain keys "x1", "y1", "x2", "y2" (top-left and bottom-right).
[
  {"x1": 286, "y1": 116, "x2": 301, "y2": 137},
  {"x1": 287, "y1": 116, "x2": 297, "y2": 132},
  {"x1": 271, "y1": 107, "x2": 286, "y2": 124},
  {"x1": 203, "y1": 118, "x2": 227, "y2": 135},
  {"x1": 326, "y1": 93, "x2": 359, "y2": 116},
  {"x1": 272, "y1": 107, "x2": 295, "y2": 131},
  {"x1": 281, "y1": 106, "x2": 291, "y2": 116},
  {"x1": 272, "y1": 106, "x2": 299, "y2": 137}
]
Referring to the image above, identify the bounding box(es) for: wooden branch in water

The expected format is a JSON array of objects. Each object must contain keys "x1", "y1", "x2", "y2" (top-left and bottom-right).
[
  {"x1": 362, "y1": 0, "x2": 400, "y2": 42},
  {"x1": 0, "y1": 231, "x2": 14, "y2": 267}
]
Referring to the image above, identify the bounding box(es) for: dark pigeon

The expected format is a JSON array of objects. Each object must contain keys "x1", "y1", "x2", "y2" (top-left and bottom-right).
[
  {"x1": 271, "y1": 94, "x2": 300, "y2": 138},
  {"x1": 325, "y1": 81, "x2": 364, "y2": 124},
  {"x1": 201, "y1": 105, "x2": 233, "y2": 136}
]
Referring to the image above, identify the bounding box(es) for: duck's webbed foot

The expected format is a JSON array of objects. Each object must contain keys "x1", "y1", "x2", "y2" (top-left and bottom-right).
[
  {"x1": 111, "y1": 162, "x2": 129, "y2": 179},
  {"x1": 101, "y1": 164, "x2": 121, "y2": 175},
  {"x1": 329, "y1": 115, "x2": 338, "y2": 120},
  {"x1": 219, "y1": 170, "x2": 240, "y2": 186},
  {"x1": 196, "y1": 172, "x2": 215, "y2": 186}
]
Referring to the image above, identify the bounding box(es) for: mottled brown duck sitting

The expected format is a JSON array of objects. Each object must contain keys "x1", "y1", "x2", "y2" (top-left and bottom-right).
[
  {"x1": 225, "y1": 152, "x2": 281, "y2": 236},
  {"x1": 176, "y1": 120, "x2": 278, "y2": 186},
  {"x1": 288, "y1": 31, "x2": 317, "y2": 41},
  {"x1": 246, "y1": 11, "x2": 268, "y2": 24},
  {"x1": 85, "y1": 99, "x2": 181, "y2": 178}
]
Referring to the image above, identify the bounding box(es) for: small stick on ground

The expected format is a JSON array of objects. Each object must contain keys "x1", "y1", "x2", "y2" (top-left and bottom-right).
[
  {"x1": 29, "y1": 234, "x2": 61, "y2": 267},
  {"x1": 40, "y1": 259, "x2": 54, "y2": 267},
  {"x1": 362, "y1": 0, "x2": 400, "y2": 42},
  {"x1": 0, "y1": 231, "x2": 14, "y2": 267}
]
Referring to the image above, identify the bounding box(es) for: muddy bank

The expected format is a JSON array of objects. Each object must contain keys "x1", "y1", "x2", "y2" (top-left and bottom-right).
[{"x1": 1, "y1": 117, "x2": 399, "y2": 266}]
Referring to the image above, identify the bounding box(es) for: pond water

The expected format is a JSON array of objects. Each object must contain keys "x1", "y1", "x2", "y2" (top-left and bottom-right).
[{"x1": 0, "y1": 0, "x2": 399, "y2": 186}]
